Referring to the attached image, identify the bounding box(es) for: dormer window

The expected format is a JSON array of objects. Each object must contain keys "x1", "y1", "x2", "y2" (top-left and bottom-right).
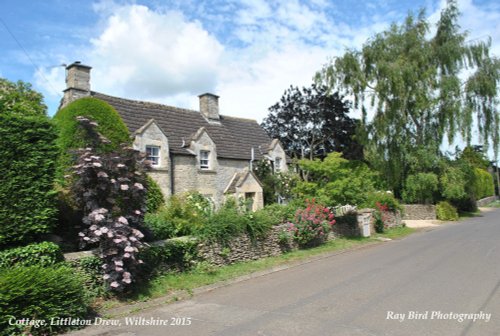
[
  {"x1": 275, "y1": 157, "x2": 282, "y2": 173},
  {"x1": 146, "y1": 145, "x2": 160, "y2": 166},
  {"x1": 200, "y1": 150, "x2": 210, "y2": 170}
]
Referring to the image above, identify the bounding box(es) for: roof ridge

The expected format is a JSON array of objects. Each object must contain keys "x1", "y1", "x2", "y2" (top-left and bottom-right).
[
  {"x1": 221, "y1": 115, "x2": 259, "y2": 123},
  {"x1": 91, "y1": 91, "x2": 200, "y2": 115}
]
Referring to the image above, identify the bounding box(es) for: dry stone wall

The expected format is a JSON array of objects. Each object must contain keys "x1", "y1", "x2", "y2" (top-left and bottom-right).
[
  {"x1": 197, "y1": 224, "x2": 295, "y2": 266},
  {"x1": 402, "y1": 204, "x2": 436, "y2": 220},
  {"x1": 476, "y1": 195, "x2": 498, "y2": 207}
]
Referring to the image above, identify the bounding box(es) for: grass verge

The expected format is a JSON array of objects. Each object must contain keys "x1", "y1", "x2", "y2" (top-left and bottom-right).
[
  {"x1": 484, "y1": 200, "x2": 500, "y2": 208},
  {"x1": 96, "y1": 226, "x2": 415, "y2": 312}
]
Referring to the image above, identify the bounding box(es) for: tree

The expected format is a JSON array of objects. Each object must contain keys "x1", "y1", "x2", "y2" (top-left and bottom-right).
[
  {"x1": 0, "y1": 78, "x2": 47, "y2": 116},
  {"x1": 293, "y1": 152, "x2": 384, "y2": 206},
  {"x1": 261, "y1": 84, "x2": 362, "y2": 161},
  {"x1": 317, "y1": 0, "x2": 499, "y2": 195}
]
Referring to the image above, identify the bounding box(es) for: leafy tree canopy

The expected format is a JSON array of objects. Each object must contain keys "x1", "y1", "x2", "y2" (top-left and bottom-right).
[
  {"x1": 261, "y1": 84, "x2": 362, "y2": 161},
  {"x1": 316, "y1": 0, "x2": 499, "y2": 194},
  {"x1": 0, "y1": 78, "x2": 47, "y2": 116}
]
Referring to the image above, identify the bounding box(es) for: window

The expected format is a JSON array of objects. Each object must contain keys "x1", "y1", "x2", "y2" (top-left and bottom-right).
[
  {"x1": 274, "y1": 157, "x2": 282, "y2": 173},
  {"x1": 200, "y1": 150, "x2": 210, "y2": 170},
  {"x1": 146, "y1": 145, "x2": 160, "y2": 166}
]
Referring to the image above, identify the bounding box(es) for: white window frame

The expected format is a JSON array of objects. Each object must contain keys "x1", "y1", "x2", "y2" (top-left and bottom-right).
[
  {"x1": 146, "y1": 145, "x2": 160, "y2": 166},
  {"x1": 200, "y1": 150, "x2": 210, "y2": 170},
  {"x1": 275, "y1": 157, "x2": 282, "y2": 173}
]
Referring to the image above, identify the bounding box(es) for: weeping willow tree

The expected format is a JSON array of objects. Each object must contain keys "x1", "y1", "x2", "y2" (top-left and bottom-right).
[{"x1": 316, "y1": 0, "x2": 499, "y2": 196}]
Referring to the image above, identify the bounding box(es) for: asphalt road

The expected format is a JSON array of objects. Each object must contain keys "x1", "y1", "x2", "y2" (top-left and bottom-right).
[{"x1": 69, "y1": 208, "x2": 500, "y2": 336}]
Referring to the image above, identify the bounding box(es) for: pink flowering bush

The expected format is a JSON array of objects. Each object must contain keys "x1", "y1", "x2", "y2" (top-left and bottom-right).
[
  {"x1": 71, "y1": 116, "x2": 150, "y2": 292},
  {"x1": 287, "y1": 199, "x2": 335, "y2": 247}
]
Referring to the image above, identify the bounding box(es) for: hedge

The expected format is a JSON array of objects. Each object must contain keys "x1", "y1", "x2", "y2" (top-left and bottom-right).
[
  {"x1": 402, "y1": 172, "x2": 439, "y2": 204},
  {"x1": 473, "y1": 168, "x2": 495, "y2": 200},
  {"x1": 0, "y1": 265, "x2": 88, "y2": 335},
  {"x1": 53, "y1": 97, "x2": 130, "y2": 176},
  {"x1": 0, "y1": 113, "x2": 58, "y2": 247},
  {"x1": 0, "y1": 242, "x2": 63, "y2": 269}
]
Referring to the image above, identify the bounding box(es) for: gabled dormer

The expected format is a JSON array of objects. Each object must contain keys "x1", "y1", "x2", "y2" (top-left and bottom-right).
[
  {"x1": 188, "y1": 127, "x2": 218, "y2": 172},
  {"x1": 133, "y1": 119, "x2": 169, "y2": 170},
  {"x1": 267, "y1": 139, "x2": 288, "y2": 173}
]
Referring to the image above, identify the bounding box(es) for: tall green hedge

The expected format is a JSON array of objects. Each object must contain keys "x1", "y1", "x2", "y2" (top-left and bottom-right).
[
  {"x1": 0, "y1": 113, "x2": 58, "y2": 247},
  {"x1": 0, "y1": 265, "x2": 88, "y2": 335},
  {"x1": 473, "y1": 168, "x2": 495, "y2": 200},
  {"x1": 54, "y1": 97, "x2": 130, "y2": 176}
]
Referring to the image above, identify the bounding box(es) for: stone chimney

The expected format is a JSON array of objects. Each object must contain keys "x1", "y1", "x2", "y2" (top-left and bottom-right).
[
  {"x1": 61, "y1": 61, "x2": 92, "y2": 108},
  {"x1": 199, "y1": 93, "x2": 220, "y2": 121}
]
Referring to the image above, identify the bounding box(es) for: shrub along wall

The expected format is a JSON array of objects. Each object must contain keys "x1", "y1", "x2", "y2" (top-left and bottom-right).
[{"x1": 0, "y1": 113, "x2": 58, "y2": 247}]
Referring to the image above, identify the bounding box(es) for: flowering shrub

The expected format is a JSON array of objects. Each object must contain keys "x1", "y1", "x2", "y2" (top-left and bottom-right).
[
  {"x1": 287, "y1": 199, "x2": 335, "y2": 247},
  {"x1": 373, "y1": 202, "x2": 389, "y2": 233},
  {"x1": 71, "y1": 116, "x2": 149, "y2": 292}
]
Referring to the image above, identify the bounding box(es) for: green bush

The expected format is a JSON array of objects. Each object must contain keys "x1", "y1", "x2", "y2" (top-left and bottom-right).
[
  {"x1": 144, "y1": 192, "x2": 211, "y2": 239},
  {"x1": 0, "y1": 242, "x2": 63, "y2": 269},
  {"x1": 402, "y1": 173, "x2": 439, "y2": 204},
  {"x1": 362, "y1": 191, "x2": 401, "y2": 211},
  {"x1": 0, "y1": 113, "x2": 58, "y2": 247},
  {"x1": 436, "y1": 201, "x2": 459, "y2": 221},
  {"x1": 0, "y1": 265, "x2": 88, "y2": 335},
  {"x1": 138, "y1": 238, "x2": 199, "y2": 277},
  {"x1": 146, "y1": 175, "x2": 165, "y2": 213},
  {"x1": 53, "y1": 97, "x2": 130, "y2": 177},
  {"x1": 440, "y1": 165, "x2": 468, "y2": 201},
  {"x1": 473, "y1": 168, "x2": 495, "y2": 200},
  {"x1": 294, "y1": 152, "x2": 385, "y2": 207},
  {"x1": 200, "y1": 199, "x2": 249, "y2": 244}
]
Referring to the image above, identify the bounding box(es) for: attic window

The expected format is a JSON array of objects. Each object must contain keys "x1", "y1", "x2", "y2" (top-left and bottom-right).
[
  {"x1": 275, "y1": 157, "x2": 282, "y2": 173},
  {"x1": 146, "y1": 145, "x2": 160, "y2": 166},
  {"x1": 200, "y1": 150, "x2": 210, "y2": 170}
]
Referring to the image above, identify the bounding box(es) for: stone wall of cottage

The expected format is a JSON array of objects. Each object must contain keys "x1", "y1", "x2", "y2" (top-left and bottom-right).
[
  {"x1": 402, "y1": 204, "x2": 436, "y2": 220},
  {"x1": 173, "y1": 155, "x2": 252, "y2": 206}
]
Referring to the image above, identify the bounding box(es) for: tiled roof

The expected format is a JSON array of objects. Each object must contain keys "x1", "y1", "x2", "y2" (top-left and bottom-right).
[{"x1": 91, "y1": 92, "x2": 272, "y2": 160}]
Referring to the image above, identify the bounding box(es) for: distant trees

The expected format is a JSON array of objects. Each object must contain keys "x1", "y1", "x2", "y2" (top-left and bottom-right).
[
  {"x1": 317, "y1": 0, "x2": 499, "y2": 196},
  {"x1": 261, "y1": 84, "x2": 362, "y2": 161}
]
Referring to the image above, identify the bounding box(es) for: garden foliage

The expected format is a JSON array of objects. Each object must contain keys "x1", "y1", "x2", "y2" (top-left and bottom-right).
[
  {"x1": 145, "y1": 175, "x2": 165, "y2": 213},
  {"x1": 0, "y1": 113, "x2": 58, "y2": 247},
  {"x1": 144, "y1": 192, "x2": 211, "y2": 240},
  {"x1": 71, "y1": 116, "x2": 149, "y2": 292},
  {"x1": 0, "y1": 242, "x2": 63, "y2": 269},
  {"x1": 402, "y1": 172, "x2": 439, "y2": 204},
  {"x1": 0, "y1": 265, "x2": 88, "y2": 336},
  {"x1": 286, "y1": 199, "x2": 335, "y2": 247},
  {"x1": 54, "y1": 97, "x2": 130, "y2": 178},
  {"x1": 436, "y1": 201, "x2": 459, "y2": 221},
  {"x1": 294, "y1": 152, "x2": 383, "y2": 207}
]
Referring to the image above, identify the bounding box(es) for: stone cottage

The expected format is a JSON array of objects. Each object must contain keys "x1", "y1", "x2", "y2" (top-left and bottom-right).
[{"x1": 60, "y1": 61, "x2": 288, "y2": 210}]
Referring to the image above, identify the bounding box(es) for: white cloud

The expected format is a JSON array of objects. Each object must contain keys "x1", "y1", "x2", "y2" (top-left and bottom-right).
[
  {"x1": 88, "y1": 4, "x2": 223, "y2": 100},
  {"x1": 33, "y1": 0, "x2": 499, "y2": 128}
]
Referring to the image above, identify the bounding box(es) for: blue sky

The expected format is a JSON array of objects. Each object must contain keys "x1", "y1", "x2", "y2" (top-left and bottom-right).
[{"x1": 1, "y1": 0, "x2": 499, "y2": 131}]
